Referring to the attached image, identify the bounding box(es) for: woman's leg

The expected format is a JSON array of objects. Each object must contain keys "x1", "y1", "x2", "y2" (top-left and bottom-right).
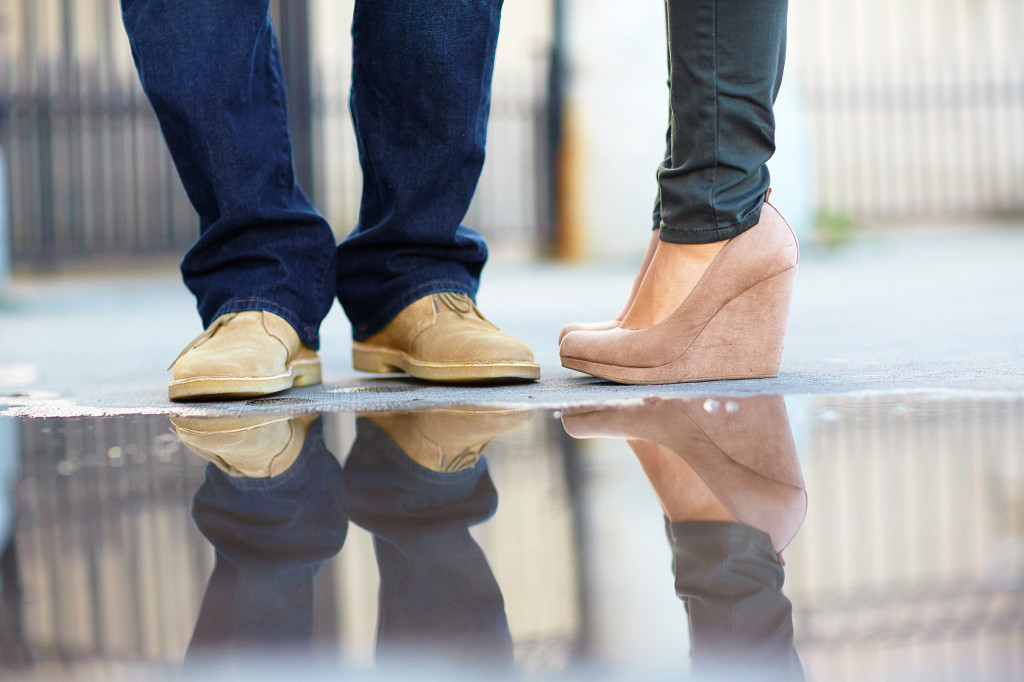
[
  {"x1": 621, "y1": 0, "x2": 788, "y2": 330},
  {"x1": 559, "y1": 0, "x2": 797, "y2": 384}
]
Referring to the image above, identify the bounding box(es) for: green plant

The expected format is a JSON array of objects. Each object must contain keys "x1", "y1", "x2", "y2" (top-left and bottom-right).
[{"x1": 814, "y1": 209, "x2": 859, "y2": 248}]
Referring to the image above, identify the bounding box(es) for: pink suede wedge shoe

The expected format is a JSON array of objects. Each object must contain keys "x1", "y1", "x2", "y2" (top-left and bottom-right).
[{"x1": 559, "y1": 201, "x2": 798, "y2": 384}]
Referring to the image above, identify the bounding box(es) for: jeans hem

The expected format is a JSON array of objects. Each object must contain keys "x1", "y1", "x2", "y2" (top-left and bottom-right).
[
  {"x1": 350, "y1": 280, "x2": 475, "y2": 342},
  {"x1": 213, "y1": 298, "x2": 322, "y2": 350},
  {"x1": 658, "y1": 197, "x2": 764, "y2": 245}
]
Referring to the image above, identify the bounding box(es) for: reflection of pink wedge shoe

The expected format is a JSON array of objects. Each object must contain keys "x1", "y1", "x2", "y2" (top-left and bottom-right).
[
  {"x1": 557, "y1": 230, "x2": 660, "y2": 344},
  {"x1": 562, "y1": 395, "x2": 806, "y2": 553},
  {"x1": 559, "y1": 202, "x2": 798, "y2": 384}
]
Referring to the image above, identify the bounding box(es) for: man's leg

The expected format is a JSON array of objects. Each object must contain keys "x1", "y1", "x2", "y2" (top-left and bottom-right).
[
  {"x1": 120, "y1": 1, "x2": 337, "y2": 398},
  {"x1": 338, "y1": 0, "x2": 538, "y2": 382}
]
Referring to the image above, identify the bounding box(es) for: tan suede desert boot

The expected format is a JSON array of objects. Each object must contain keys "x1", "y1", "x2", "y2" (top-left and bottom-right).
[
  {"x1": 168, "y1": 311, "x2": 321, "y2": 401},
  {"x1": 367, "y1": 408, "x2": 533, "y2": 472},
  {"x1": 352, "y1": 292, "x2": 540, "y2": 382},
  {"x1": 171, "y1": 414, "x2": 317, "y2": 478}
]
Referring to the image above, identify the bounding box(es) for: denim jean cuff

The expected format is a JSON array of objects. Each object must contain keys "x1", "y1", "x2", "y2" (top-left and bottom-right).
[
  {"x1": 350, "y1": 280, "x2": 476, "y2": 342},
  {"x1": 213, "y1": 298, "x2": 322, "y2": 350}
]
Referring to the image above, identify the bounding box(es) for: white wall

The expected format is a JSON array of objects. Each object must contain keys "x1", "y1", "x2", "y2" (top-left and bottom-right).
[{"x1": 562, "y1": 1, "x2": 668, "y2": 261}]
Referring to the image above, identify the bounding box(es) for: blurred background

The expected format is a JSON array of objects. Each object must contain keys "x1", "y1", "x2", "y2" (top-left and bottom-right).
[{"x1": 0, "y1": 0, "x2": 1022, "y2": 277}]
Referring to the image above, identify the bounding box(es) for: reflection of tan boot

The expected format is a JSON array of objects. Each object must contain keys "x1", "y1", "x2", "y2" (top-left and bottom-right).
[
  {"x1": 562, "y1": 395, "x2": 805, "y2": 553},
  {"x1": 169, "y1": 311, "x2": 321, "y2": 401},
  {"x1": 352, "y1": 293, "x2": 540, "y2": 383},
  {"x1": 366, "y1": 409, "x2": 533, "y2": 472},
  {"x1": 170, "y1": 415, "x2": 318, "y2": 478}
]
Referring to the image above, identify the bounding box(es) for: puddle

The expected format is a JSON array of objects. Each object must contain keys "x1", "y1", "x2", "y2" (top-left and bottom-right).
[{"x1": 1, "y1": 394, "x2": 1022, "y2": 680}]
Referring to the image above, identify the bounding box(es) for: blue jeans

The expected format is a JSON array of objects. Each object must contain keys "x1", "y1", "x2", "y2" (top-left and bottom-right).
[{"x1": 120, "y1": 0, "x2": 500, "y2": 347}]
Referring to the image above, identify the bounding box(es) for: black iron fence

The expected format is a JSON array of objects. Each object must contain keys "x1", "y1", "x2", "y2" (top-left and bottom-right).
[
  {"x1": 0, "y1": 0, "x2": 197, "y2": 267},
  {"x1": 793, "y1": 0, "x2": 1024, "y2": 221}
]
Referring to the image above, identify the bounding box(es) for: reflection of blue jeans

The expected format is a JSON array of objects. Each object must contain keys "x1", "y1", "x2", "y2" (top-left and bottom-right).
[
  {"x1": 188, "y1": 418, "x2": 347, "y2": 658},
  {"x1": 346, "y1": 419, "x2": 514, "y2": 664},
  {"x1": 120, "y1": 0, "x2": 499, "y2": 346},
  {"x1": 187, "y1": 416, "x2": 512, "y2": 665}
]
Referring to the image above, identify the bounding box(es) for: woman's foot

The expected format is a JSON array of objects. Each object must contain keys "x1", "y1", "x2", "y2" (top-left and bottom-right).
[
  {"x1": 619, "y1": 238, "x2": 729, "y2": 330},
  {"x1": 558, "y1": 202, "x2": 799, "y2": 384},
  {"x1": 557, "y1": 229, "x2": 661, "y2": 343}
]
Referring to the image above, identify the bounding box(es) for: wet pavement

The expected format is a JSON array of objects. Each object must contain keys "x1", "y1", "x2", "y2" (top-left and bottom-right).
[
  {"x1": 2, "y1": 393, "x2": 1022, "y2": 681},
  {"x1": 3, "y1": 225, "x2": 1024, "y2": 417}
]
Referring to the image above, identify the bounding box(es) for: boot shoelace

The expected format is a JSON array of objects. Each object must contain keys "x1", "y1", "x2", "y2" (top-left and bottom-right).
[
  {"x1": 436, "y1": 440, "x2": 493, "y2": 473},
  {"x1": 433, "y1": 292, "x2": 492, "y2": 324}
]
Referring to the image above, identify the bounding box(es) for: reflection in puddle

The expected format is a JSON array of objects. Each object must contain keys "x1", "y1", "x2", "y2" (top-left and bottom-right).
[
  {"x1": 173, "y1": 409, "x2": 527, "y2": 669},
  {"x1": 2, "y1": 396, "x2": 1023, "y2": 680},
  {"x1": 564, "y1": 396, "x2": 806, "y2": 680}
]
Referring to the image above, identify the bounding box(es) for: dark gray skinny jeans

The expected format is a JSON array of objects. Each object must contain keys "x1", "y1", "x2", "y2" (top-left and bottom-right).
[{"x1": 654, "y1": 0, "x2": 788, "y2": 244}]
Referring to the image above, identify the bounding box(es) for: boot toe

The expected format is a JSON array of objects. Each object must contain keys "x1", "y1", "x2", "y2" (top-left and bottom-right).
[{"x1": 168, "y1": 311, "x2": 318, "y2": 399}]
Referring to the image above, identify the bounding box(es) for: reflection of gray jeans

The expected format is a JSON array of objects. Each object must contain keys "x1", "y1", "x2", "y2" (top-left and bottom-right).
[
  {"x1": 669, "y1": 520, "x2": 804, "y2": 680},
  {"x1": 655, "y1": 0, "x2": 788, "y2": 244},
  {"x1": 0, "y1": 417, "x2": 19, "y2": 637}
]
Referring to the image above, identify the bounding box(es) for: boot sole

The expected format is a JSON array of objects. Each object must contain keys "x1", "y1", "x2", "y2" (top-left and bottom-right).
[
  {"x1": 352, "y1": 343, "x2": 540, "y2": 383},
  {"x1": 168, "y1": 359, "x2": 322, "y2": 401}
]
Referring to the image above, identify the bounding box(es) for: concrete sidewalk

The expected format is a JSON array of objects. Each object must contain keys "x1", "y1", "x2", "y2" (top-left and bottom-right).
[{"x1": 2, "y1": 224, "x2": 1023, "y2": 416}]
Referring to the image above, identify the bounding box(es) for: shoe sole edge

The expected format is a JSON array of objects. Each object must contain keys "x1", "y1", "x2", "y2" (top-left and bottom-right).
[
  {"x1": 352, "y1": 344, "x2": 540, "y2": 382},
  {"x1": 168, "y1": 361, "x2": 322, "y2": 401}
]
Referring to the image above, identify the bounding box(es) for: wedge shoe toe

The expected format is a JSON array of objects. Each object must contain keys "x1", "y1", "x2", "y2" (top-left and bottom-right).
[{"x1": 557, "y1": 319, "x2": 621, "y2": 344}]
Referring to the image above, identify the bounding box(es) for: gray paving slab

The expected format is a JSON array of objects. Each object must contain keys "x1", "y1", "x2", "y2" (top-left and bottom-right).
[{"x1": 2, "y1": 223, "x2": 1023, "y2": 417}]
